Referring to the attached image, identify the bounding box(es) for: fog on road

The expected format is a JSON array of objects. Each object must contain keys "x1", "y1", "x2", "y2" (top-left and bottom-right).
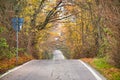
[
  {"x1": 0, "y1": 50, "x2": 106, "y2": 80},
  {"x1": 53, "y1": 50, "x2": 65, "y2": 60}
]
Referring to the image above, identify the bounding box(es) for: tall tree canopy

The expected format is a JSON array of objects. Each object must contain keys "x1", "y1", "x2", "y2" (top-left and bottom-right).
[{"x1": 0, "y1": 0, "x2": 120, "y2": 67}]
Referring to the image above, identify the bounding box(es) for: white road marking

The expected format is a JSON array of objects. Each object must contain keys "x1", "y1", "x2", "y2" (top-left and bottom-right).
[
  {"x1": 0, "y1": 60, "x2": 34, "y2": 79},
  {"x1": 79, "y1": 60, "x2": 105, "y2": 80}
]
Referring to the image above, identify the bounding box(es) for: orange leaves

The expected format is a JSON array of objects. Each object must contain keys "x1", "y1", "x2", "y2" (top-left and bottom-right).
[
  {"x1": 0, "y1": 55, "x2": 33, "y2": 74},
  {"x1": 65, "y1": 6, "x2": 74, "y2": 12}
]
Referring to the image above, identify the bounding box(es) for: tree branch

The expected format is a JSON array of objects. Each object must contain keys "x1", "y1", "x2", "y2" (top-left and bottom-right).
[{"x1": 38, "y1": 0, "x2": 62, "y2": 30}]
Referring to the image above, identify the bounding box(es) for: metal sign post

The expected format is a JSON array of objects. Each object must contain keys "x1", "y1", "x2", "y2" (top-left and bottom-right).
[
  {"x1": 12, "y1": 17, "x2": 24, "y2": 63},
  {"x1": 16, "y1": 19, "x2": 18, "y2": 62}
]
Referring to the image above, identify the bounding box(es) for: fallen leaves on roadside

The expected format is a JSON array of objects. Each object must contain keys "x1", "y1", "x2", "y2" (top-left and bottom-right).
[{"x1": 0, "y1": 55, "x2": 33, "y2": 74}]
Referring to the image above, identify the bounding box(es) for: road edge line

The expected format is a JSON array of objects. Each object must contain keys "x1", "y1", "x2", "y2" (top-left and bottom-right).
[
  {"x1": 79, "y1": 60, "x2": 104, "y2": 80},
  {"x1": 0, "y1": 60, "x2": 34, "y2": 79}
]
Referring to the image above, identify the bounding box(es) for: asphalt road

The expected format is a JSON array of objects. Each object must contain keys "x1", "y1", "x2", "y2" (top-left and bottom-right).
[{"x1": 0, "y1": 50, "x2": 106, "y2": 80}]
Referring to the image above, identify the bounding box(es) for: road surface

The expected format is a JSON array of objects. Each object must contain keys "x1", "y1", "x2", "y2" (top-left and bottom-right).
[
  {"x1": 0, "y1": 50, "x2": 106, "y2": 80},
  {"x1": 53, "y1": 50, "x2": 65, "y2": 60}
]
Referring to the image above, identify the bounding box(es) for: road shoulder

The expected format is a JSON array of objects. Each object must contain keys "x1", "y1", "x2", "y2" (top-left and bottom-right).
[
  {"x1": 0, "y1": 60, "x2": 34, "y2": 79},
  {"x1": 79, "y1": 60, "x2": 107, "y2": 80}
]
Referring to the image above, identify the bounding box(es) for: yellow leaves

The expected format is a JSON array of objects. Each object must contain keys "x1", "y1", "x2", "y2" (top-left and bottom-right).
[
  {"x1": 28, "y1": 0, "x2": 39, "y2": 6},
  {"x1": 37, "y1": 29, "x2": 48, "y2": 43},
  {"x1": 65, "y1": 6, "x2": 74, "y2": 12},
  {"x1": 24, "y1": 16, "x2": 30, "y2": 22},
  {"x1": 44, "y1": 0, "x2": 57, "y2": 11},
  {"x1": 23, "y1": 7, "x2": 34, "y2": 15},
  {"x1": 49, "y1": 32, "x2": 61, "y2": 37},
  {"x1": 87, "y1": 0, "x2": 92, "y2": 2},
  {"x1": 89, "y1": 26, "x2": 93, "y2": 32}
]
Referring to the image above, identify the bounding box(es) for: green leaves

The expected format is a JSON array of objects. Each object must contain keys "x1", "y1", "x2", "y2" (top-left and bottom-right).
[
  {"x1": 0, "y1": 38, "x2": 9, "y2": 48},
  {"x1": 0, "y1": 27, "x2": 4, "y2": 33},
  {"x1": 0, "y1": 38, "x2": 15, "y2": 59}
]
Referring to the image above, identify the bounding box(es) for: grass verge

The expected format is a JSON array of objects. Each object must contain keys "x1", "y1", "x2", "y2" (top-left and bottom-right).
[{"x1": 81, "y1": 58, "x2": 120, "y2": 80}]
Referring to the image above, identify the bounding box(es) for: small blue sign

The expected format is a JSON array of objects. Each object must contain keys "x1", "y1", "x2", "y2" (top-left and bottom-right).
[{"x1": 12, "y1": 18, "x2": 24, "y2": 32}]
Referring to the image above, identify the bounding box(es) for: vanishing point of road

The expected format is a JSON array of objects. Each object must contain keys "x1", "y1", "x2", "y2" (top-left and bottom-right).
[{"x1": 0, "y1": 50, "x2": 106, "y2": 80}]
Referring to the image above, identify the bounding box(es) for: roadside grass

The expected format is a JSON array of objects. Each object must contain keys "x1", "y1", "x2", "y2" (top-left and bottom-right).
[
  {"x1": 0, "y1": 54, "x2": 33, "y2": 75},
  {"x1": 82, "y1": 58, "x2": 120, "y2": 80}
]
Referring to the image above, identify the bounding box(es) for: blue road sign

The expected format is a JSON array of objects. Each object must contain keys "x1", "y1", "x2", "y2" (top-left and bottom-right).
[
  {"x1": 12, "y1": 18, "x2": 24, "y2": 32},
  {"x1": 11, "y1": 17, "x2": 24, "y2": 63}
]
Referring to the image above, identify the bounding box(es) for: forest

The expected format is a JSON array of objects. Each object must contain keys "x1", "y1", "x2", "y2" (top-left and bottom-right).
[{"x1": 0, "y1": 0, "x2": 120, "y2": 80}]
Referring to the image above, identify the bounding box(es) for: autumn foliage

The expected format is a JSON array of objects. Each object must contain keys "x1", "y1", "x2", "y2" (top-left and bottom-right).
[{"x1": 0, "y1": 0, "x2": 120, "y2": 74}]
